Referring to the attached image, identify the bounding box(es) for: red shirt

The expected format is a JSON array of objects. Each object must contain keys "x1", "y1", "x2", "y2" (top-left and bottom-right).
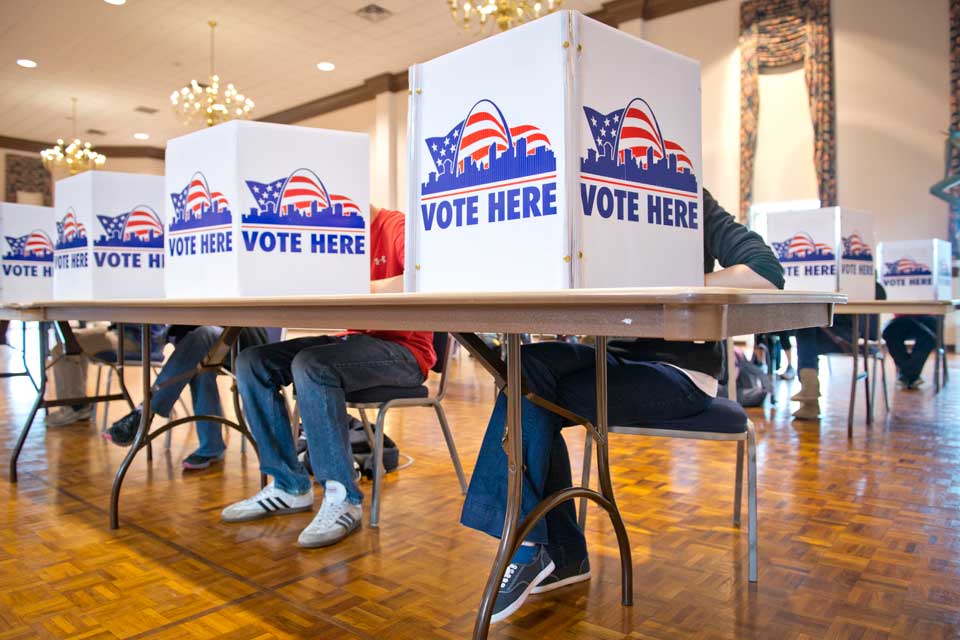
[{"x1": 357, "y1": 209, "x2": 436, "y2": 377}]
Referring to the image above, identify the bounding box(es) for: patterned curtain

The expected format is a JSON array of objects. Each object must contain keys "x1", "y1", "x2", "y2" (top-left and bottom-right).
[{"x1": 739, "y1": 0, "x2": 836, "y2": 218}]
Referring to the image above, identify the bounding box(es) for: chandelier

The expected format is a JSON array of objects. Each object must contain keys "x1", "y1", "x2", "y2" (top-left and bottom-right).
[
  {"x1": 41, "y1": 97, "x2": 106, "y2": 175},
  {"x1": 448, "y1": 0, "x2": 562, "y2": 32},
  {"x1": 170, "y1": 20, "x2": 254, "y2": 128}
]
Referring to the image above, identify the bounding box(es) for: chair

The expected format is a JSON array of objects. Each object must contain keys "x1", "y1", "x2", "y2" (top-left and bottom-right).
[
  {"x1": 579, "y1": 397, "x2": 758, "y2": 582},
  {"x1": 345, "y1": 332, "x2": 467, "y2": 528},
  {"x1": 92, "y1": 348, "x2": 171, "y2": 431}
]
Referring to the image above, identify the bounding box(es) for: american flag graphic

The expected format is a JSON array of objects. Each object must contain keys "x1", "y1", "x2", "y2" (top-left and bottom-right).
[
  {"x1": 58, "y1": 209, "x2": 86, "y2": 242},
  {"x1": 841, "y1": 233, "x2": 872, "y2": 260},
  {"x1": 124, "y1": 206, "x2": 163, "y2": 240},
  {"x1": 772, "y1": 232, "x2": 835, "y2": 261},
  {"x1": 584, "y1": 99, "x2": 691, "y2": 173},
  {"x1": 172, "y1": 172, "x2": 231, "y2": 220},
  {"x1": 246, "y1": 169, "x2": 360, "y2": 217},
  {"x1": 25, "y1": 230, "x2": 54, "y2": 256},
  {"x1": 426, "y1": 99, "x2": 552, "y2": 175},
  {"x1": 886, "y1": 257, "x2": 931, "y2": 276}
]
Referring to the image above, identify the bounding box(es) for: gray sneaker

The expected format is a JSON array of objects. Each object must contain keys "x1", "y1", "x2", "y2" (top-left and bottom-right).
[
  {"x1": 297, "y1": 499, "x2": 362, "y2": 548},
  {"x1": 531, "y1": 556, "x2": 591, "y2": 594},
  {"x1": 491, "y1": 545, "x2": 555, "y2": 623},
  {"x1": 45, "y1": 406, "x2": 93, "y2": 427}
]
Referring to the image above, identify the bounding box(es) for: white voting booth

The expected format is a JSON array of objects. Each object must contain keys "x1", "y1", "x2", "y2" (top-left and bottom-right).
[
  {"x1": 0, "y1": 203, "x2": 56, "y2": 304},
  {"x1": 877, "y1": 239, "x2": 952, "y2": 300},
  {"x1": 53, "y1": 171, "x2": 166, "y2": 300},
  {"x1": 764, "y1": 207, "x2": 876, "y2": 300},
  {"x1": 405, "y1": 11, "x2": 703, "y2": 292},
  {"x1": 164, "y1": 120, "x2": 370, "y2": 298}
]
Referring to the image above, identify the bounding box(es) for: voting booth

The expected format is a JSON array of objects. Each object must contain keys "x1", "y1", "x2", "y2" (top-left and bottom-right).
[
  {"x1": 164, "y1": 120, "x2": 370, "y2": 299},
  {"x1": 53, "y1": 171, "x2": 165, "y2": 300},
  {"x1": 877, "y1": 239, "x2": 952, "y2": 300},
  {"x1": 0, "y1": 203, "x2": 56, "y2": 304},
  {"x1": 405, "y1": 11, "x2": 703, "y2": 292},
  {"x1": 765, "y1": 207, "x2": 876, "y2": 300}
]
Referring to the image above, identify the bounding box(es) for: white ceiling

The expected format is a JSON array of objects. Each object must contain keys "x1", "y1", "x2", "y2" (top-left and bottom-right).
[{"x1": 0, "y1": 0, "x2": 603, "y2": 147}]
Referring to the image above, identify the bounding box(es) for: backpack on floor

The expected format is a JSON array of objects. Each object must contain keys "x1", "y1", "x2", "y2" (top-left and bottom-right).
[
  {"x1": 299, "y1": 416, "x2": 400, "y2": 479},
  {"x1": 718, "y1": 349, "x2": 772, "y2": 407}
]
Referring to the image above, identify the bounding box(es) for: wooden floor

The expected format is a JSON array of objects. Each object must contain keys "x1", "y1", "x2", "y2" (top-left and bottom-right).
[{"x1": 1, "y1": 328, "x2": 959, "y2": 639}]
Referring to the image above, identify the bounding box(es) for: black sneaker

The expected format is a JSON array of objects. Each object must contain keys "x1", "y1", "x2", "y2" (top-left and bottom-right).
[
  {"x1": 182, "y1": 452, "x2": 225, "y2": 471},
  {"x1": 104, "y1": 408, "x2": 142, "y2": 447},
  {"x1": 491, "y1": 545, "x2": 555, "y2": 623},
  {"x1": 531, "y1": 556, "x2": 591, "y2": 594}
]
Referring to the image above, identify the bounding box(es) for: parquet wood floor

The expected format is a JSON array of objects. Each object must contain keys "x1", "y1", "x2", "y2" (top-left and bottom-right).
[{"x1": 1, "y1": 327, "x2": 958, "y2": 639}]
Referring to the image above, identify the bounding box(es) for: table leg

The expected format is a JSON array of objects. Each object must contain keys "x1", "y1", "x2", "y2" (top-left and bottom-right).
[
  {"x1": 8, "y1": 321, "x2": 49, "y2": 483},
  {"x1": 863, "y1": 323, "x2": 873, "y2": 427},
  {"x1": 473, "y1": 333, "x2": 524, "y2": 639},
  {"x1": 109, "y1": 323, "x2": 153, "y2": 530},
  {"x1": 847, "y1": 315, "x2": 859, "y2": 439},
  {"x1": 935, "y1": 316, "x2": 944, "y2": 393}
]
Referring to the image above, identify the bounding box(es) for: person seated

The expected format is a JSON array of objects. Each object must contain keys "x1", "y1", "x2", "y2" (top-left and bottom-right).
[
  {"x1": 46, "y1": 323, "x2": 166, "y2": 427},
  {"x1": 791, "y1": 282, "x2": 886, "y2": 420},
  {"x1": 881, "y1": 315, "x2": 937, "y2": 389},
  {"x1": 220, "y1": 205, "x2": 434, "y2": 548},
  {"x1": 458, "y1": 188, "x2": 784, "y2": 623},
  {"x1": 752, "y1": 330, "x2": 795, "y2": 380},
  {"x1": 104, "y1": 325, "x2": 269, "y2": 470}
]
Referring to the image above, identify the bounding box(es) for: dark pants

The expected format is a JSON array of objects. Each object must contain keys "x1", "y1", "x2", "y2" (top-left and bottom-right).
[
  {"x1": 796, "y1": 316, "x2": 878, "y2": 372},
  {"x1": 235, "y1": 334, "x2": 424, "y2": 503},
  {"x1": 882, "y1": 316, "x2": 937, "y2": 383},
  {"x1": 460, "y1": 341, "x2": 711, "y2": 568}
]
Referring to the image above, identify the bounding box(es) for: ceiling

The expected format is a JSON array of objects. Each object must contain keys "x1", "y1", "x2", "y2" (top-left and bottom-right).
[{"x1": 0, "y1": 0, "x2": 605, "y2": 148}]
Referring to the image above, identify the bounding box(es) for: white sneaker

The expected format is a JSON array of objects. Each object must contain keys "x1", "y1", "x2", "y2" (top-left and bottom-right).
[
  {"x1": 221, "y1": 482, "x2": 313, "y2": 523},
  {"x1": 45, "y1": 406, "x2": 93, "y2": 427},
  {"x1": 297, "y1": 499, "x2": 362, "y2": 548}
]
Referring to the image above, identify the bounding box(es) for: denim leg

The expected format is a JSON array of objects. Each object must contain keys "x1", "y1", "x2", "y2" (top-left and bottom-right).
[
  {"x1": 796, "y1": 328, "x2": 820, "y2": 371},
  {"x1": 190, "y1": 370, "x2": 225, "y2": 457},
  {"x1": 461, "y1": 341, "x2": 711, "y2": 566},
  {"x1": 884, "y1": 316, "x2": 937, "y2": 380},
  {"x1": 236, "y1": 335, "x2": 341, "y2": 495},
  {"x1": 151, "y1": 326, "x2": 223, "y2": 416},
  {"x1": 291, "y1": 335, "x2": 425, "y2": 505}
]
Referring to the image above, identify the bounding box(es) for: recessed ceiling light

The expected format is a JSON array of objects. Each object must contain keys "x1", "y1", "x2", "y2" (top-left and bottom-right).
[
  {"x1": 16, "y1": 59, "x2": 37, "y2": 69},
  {"x1": 316, "y1": 61, "x2": 336, "y2": 72},
  {"x1": 103, "y1": 0, "x2": 126, "y2": 5},
  {"x1": 133, "y1": 132, "x2": 150, "y2": 141}
]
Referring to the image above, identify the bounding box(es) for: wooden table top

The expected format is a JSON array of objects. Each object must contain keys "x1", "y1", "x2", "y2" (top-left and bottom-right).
[
  {"x1": 9, "y1": 287, "x2": 843, "y2": 341},
  {"x1": 837, "y1": 299, "x2": 960, "y2": 315}
]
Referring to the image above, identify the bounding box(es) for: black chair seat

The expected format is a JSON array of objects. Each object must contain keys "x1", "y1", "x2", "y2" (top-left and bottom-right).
[
  {"x1": 633, "y1": 397, "x2": 748, "y2": 434},
  {"x1": 346, "y1": 385, "x2": 430, "y2": 404}
]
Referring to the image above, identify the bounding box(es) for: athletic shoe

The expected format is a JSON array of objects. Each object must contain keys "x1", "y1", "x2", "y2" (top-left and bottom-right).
[
  {"x1": 45, "y1": 405, "x2": 93, "y2": 427},
  {"x1": 778, "y1": 365, "x2": 796, "y2": 381},
  {"x1": 297, "y1": 499, "x2": 362, "y2": 548},
  {"x1": 906, "y1": 377, "x2": 924, "y2": 390},
  {"x1": 531, "y1": 556, "x2": 591, "y2": 594},
  {"x1": 221, "y1": 482, "x2": 313, "y2": 523},
  {"x1": 182, "y1": 452, "x2": 225, "y2": 471},
  {"x1": 491, "y1": 545, "x2": 555, "y2": 623},
  {"x1": 103, "y1": 409, "x2": 142, "y2": 447}
]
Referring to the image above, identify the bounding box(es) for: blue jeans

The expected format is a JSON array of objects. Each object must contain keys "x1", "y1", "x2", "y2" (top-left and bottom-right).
[
  {"x1": 460, "y1": 341, "x2": 712, "y2": 568},
  {"x1": 882, "y1": 316, "x2": 937, "y2": 382},
  {"x1": 151, "y1": 326, "x2": 225, "y2": 457},
  {"x1": 796, "y1": 316, "x2": 878, "y2": 372},
  {"x1": 235, "y1": 334, "x2": 424, "y2": 503}
]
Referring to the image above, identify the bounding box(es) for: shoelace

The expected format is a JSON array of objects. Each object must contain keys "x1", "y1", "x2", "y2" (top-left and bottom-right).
[{"x1": 501, "y1": 563, "x2": 518, "y2": 588}]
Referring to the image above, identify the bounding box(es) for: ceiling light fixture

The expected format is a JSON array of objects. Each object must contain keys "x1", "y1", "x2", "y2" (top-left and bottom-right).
[
  {"x1": 133, "y1": 132, "x2": 150, "y2": 140},
  {"x1": 448, "y1": 0, "x2": 561, "y2": 32},
  {"x1": 170, "y1": 20, "x2": 254, "y2": 128},
  {"x1": 41, "y1": 97, "x2": 107, "y2": 175},
  {"x1": 103, "y1": 0, "x2": 127, "y2": 5},
  {"x1": 316, "y1": 61, "x2": 336, "y2": 72},
  {"x1": 16, "y1": 58, "x2": 37, "y2": 68}
]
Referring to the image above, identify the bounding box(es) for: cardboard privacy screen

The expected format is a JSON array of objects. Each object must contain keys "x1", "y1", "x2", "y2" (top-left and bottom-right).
[
  {"x1": 164, "y1": 120, "x2": 370, "y2": 299},
  {"x1": 0, "y1": 203, "x2": 56, "y2": 304},
  {"x1": 764, "y1": 207, "x2": 876, "y2": 300},
  {"x1": 406, "y1": 10, "x2": 703, "y2": 292},
  {"x1": 53, "y1": 171, "x2": 166, "y2": 300},
  {"x1": 876, "y1": 239, "x2": 952, "y2": 301}
]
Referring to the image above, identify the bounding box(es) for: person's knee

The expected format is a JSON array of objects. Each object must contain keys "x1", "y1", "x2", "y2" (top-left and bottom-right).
[
  {"x1": 235, "y1": 345, "x2": 268, "y2": 382},
  {"x1": 291, "y1": 351, "x2": 340, "y2": 388}
]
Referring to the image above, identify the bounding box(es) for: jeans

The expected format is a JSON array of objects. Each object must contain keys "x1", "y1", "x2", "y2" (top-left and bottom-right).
[
  {"x1": 882, "y1": 316, "x2": 937, "y2": 382},
  {"x1": 235, "y1": 334, "x2": 424, "y2": 503},
  {"x1": 151, "y1": 326, "x2": 225, "y2": 457},
  {"x1": 460, "y1": 341, "x2": 712, "y2": 568}
]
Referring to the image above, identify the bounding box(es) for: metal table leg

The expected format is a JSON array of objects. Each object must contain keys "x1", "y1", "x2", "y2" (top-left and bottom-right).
[
  {"x1": 847, "y1": 315, "x2": 859, "y2": 439},
  {"x1": 863, "y1": 323, "x2": 873, "y2": 427},
  {"x1": 8, "y1": 321, "x2": 49, "y2": 483},
  {"x1": 935, "y1": 316, "x2": 944, "y2": 393}
]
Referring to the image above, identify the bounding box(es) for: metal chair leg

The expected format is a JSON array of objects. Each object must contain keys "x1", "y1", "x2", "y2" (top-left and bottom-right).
[
  {"x1": 734, "y1": 439, "x2": 744, "y2": 527},
  {"x1": 370, "y1": 407, "x2": 389, "y2": 528},
  {"x1": 434, "y1": 402, "x2": 467, "y2": 493},
  {"x1": 578, "y1": 430, "x2": 593, "y2": 530},
  {"x1": 92, "y1": 366, "x2": 103, "y2": 425},
  {"x1": 101, "y1": 368, "x2": 114, "y2": 432},
  {"x1": 747, "y1": 422, "x2": 758, "y2": 583},
  {"x1": 880, "y1": 352, "x2": 890, "y2": 412}
]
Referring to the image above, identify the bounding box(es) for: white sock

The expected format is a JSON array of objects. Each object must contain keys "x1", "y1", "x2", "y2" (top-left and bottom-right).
[{"x1": 324, "y1": 480, "x2": 347, "y2": 504}]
